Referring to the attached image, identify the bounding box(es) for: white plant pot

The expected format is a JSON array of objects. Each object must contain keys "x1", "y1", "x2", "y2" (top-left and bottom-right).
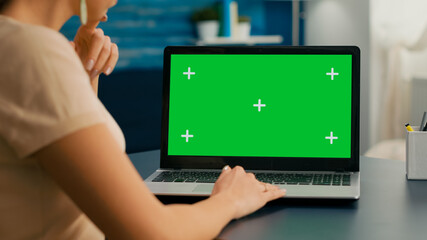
[
  {"x1": 238, "y1": 22, "x2": 251, "y2": 40},
  {"x1": 196, "y1": 20, "x2": 219, "y2": 41}
]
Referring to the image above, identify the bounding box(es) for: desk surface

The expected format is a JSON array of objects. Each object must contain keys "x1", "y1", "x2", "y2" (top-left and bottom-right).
[{"x1": 129, "y1": 150, "x2": 427, "y2": 240}]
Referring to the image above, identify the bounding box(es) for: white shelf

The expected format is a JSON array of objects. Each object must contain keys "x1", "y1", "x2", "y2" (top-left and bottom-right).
[{"x1": 196, "y1": 35, "x2": 283, "y2": 46}]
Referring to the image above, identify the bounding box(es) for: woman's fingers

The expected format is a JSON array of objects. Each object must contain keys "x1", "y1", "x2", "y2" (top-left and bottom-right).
[
  {"x1": 73, "y1": 25, "x2": 119, "y2": 79},
  {"x1": 232, "y1": 166, "x2": 245, "y2": 175},
  {"x1": 265, "y1": 183, "x2": 278, "y2": 191},
  {"x1": 85, "y1": 20, "x2": 100, "y2": 31},
  {"x1": 257, "y1": 182, "x2": 278, "y2": 193},
  {"x1": 261, "y1": 182, "x2": 286, "y2": 202},
  {"x1": 90, "y1": 36, "x2": 112, "y2": 78},
  {"x1": 262, "y1": 187, "x2": 286, "y2": 202},
  {"x1": 211, "y1": 164, "x2": 286, "y2": 219},
  {"x1": 85, "y1": 28, "x2": 105, "y2": 71},
  {"x1": 85, "y1": 30, "x2": 119, "y2": 78},
  {"x1": 215, "y1": 165, "x2": 231, "y2": 183},
  {"x1": 247, "y1": 172, "x2": 256, "y2": 181},
  {"x1": 102, "y1": 43, "x2": 119, "y2": 76}
]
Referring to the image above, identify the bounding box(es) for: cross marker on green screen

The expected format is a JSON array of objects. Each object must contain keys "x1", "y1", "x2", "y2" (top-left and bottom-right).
[
  {"x1": 253, "y1": 99, "x2": 266, "y2": 112},
  {"x1": 183, "y1": 67, "x2": 195, "y2": 80},
  {"x1": 181, "y1": 130, "x2": 194, "y2": 142},
  {"x1": 326, "y1": 67, "x2": 339, "y2": 80},
  {"x1": 325, "y1": 132, "x2": 338, "y2": 144}
]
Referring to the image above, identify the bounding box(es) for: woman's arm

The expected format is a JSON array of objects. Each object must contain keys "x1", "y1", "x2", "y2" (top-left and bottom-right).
[{"x1": 33, "y1": 124, "x2": 284, "y2": 240}]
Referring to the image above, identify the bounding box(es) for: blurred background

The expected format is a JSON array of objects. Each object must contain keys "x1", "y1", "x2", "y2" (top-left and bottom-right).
[{"x1": 60, "y1": 0, "x2": 427, "y2": 161}]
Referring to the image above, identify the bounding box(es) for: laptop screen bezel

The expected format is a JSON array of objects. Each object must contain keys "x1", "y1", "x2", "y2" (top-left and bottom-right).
[{"x1": 161, "y1": 46, "x2": 360, "y2": 172}]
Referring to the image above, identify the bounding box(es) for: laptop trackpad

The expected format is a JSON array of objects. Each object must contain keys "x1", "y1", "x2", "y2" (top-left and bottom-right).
[{"x1": 192, "y1": 184, "x2": 214, "y2": 193}]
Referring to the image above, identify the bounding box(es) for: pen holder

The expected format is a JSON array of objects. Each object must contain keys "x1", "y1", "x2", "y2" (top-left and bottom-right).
[{"x1": 406, "y1": 126, "x2": 427, "y2": 180}]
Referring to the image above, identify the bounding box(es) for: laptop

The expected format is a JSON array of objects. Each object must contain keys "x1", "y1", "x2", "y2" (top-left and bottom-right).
[{"x1": 145, "y1": 46, "x2": 360, "y2": 199}]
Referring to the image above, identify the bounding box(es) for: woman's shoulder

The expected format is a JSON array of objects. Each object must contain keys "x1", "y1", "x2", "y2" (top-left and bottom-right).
[
  {"x1": 0, "y1": 15, "x2": 77, "y2": 63},
  {"x1": 0, "y1": 15, "x2": 88, "y2": 87},
  {"x1": 0, "y1": 16, "x2": 91, "y2": 107}
]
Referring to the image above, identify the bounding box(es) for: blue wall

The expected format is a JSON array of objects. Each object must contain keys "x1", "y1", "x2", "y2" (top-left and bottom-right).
[
  {"x1": 60, "y1": 0, "x2": 304, "y2": 153},
  {"x1": 61, "y1": 0, "x2": 299, "y2": 70},
  {"x1": 61, "y1": 0, "x2": 265, "y2": 69}
]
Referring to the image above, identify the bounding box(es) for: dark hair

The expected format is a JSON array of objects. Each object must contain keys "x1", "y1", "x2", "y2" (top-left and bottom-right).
[{"x1": 0, "y1": 0, "x2": 12, "y2": 12}]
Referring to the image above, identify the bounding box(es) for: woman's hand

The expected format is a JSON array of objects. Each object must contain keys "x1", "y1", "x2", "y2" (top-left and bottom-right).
[
  {"x1": 211, "y1": 165, "x2": 286, "y2": 219},
  {"x1": 71, "y1": 22, "x2": 119, "y2": 81}
]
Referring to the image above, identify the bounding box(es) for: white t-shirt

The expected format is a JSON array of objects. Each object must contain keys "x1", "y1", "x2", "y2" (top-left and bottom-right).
[{"x1": 0, "y1": 15, "x2": 125, "y2": 239}]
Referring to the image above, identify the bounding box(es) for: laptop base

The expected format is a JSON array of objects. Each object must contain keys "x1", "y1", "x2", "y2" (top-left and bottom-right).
[{"x1": 145, "y1": 170, "x2": 360, "y2": 200}]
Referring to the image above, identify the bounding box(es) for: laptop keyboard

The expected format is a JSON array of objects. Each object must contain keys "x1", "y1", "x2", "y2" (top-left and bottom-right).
[{"x1": 151, "y1": 171, "x2": 351, "y2": 186}]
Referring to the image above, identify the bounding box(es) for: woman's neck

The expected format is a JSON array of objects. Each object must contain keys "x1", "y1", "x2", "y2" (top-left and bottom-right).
[{"x1": 1, "y1": 0, "x2": 77, "y2": 31}]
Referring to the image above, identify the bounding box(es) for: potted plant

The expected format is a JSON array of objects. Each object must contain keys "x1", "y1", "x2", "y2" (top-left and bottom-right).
[
  {"x1": 238, "y1": 16, "x2": 251, "y2": 40},
  {"x1": 192, "y1": 7, "x2": 220, "y2": 41}
]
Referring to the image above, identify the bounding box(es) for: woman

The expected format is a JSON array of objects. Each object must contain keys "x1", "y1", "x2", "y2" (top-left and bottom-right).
[{"x1": 0, "y1": 0, "x2": 286, "y2": 239}]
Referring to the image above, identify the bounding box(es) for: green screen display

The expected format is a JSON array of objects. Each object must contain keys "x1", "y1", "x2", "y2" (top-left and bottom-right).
[{"x1": 168, "y1": 54, "x2": 352, "y2": 158}]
